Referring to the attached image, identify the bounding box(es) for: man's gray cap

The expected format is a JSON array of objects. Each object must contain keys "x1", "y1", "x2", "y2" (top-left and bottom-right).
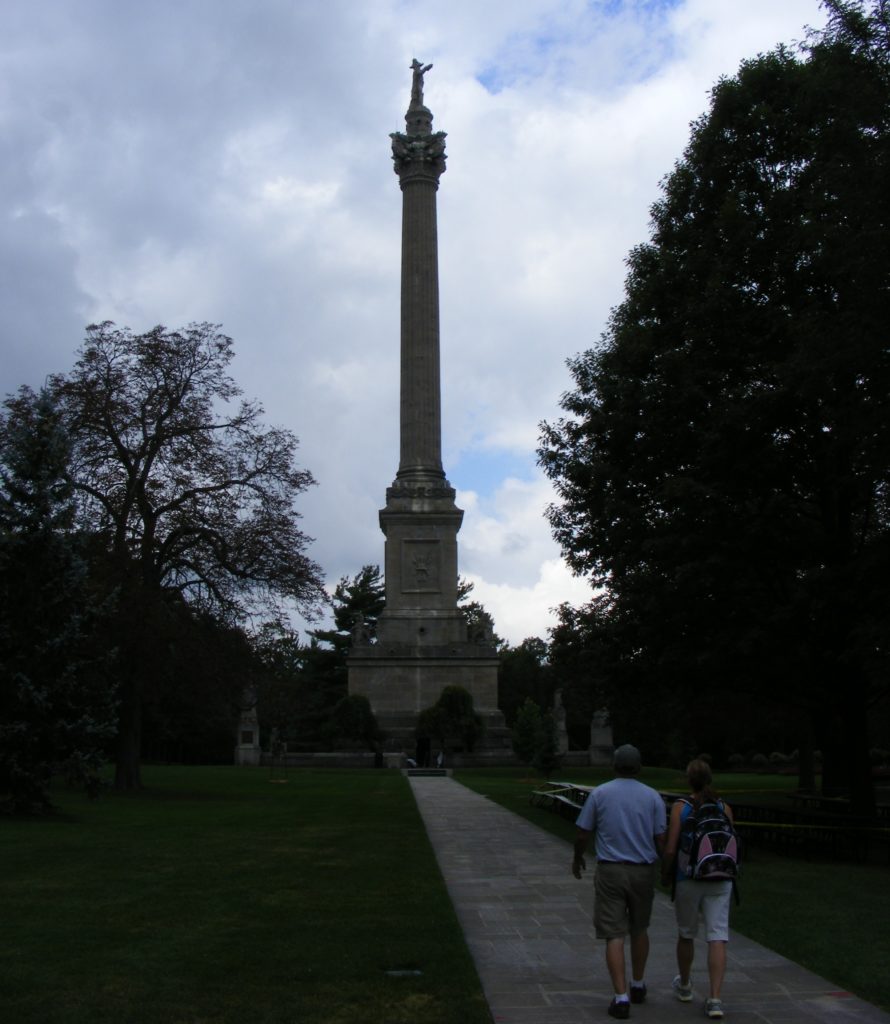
[{"x1": 613, "y1": 744, "x2": 642, "y2": 769}]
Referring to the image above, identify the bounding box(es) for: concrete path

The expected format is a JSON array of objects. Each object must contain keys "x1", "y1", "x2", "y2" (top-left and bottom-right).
[{"x1": 409, "y1": 774, "x2": 890, "y2": 1024}]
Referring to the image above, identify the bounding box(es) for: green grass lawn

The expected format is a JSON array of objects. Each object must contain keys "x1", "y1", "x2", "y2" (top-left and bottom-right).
[
  {"x1": 455, "y1": 766, "x2": 890, "y2": 1012},
  {"x1": 1, "y1": 766, "x2": 491, "y2": 1024},
  {"x1": 5, "y1": 765, "x2": 889, "y2": 1021}
]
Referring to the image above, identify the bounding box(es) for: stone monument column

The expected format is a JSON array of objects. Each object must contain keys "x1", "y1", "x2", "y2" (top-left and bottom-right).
[
  {"x1": 347, "y1": 62, "x2": 507, "y2": 756},
  {"x1": 376, "y1": 60, "x2": 465, "y2": 648},
  {"x1": 394, "y1": 86, "x2": 446, "y2": 483}
]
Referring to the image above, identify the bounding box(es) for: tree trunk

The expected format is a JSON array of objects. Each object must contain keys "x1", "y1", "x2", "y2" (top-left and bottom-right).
[
  {"x1": 844, "y1": 674, "x2": 875, "y2": 818},
  {"x1": 819, "y1": 709, "x2": 849, "y2": 798},
  {"x1": 114, "y1": 675, "x2": 143, "y2": 791},
  {"x1": 819, "y1": 684, "x2": 875, "y2": 816}
]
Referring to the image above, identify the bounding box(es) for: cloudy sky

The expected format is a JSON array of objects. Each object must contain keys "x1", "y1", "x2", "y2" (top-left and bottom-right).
[{"x1": 2, "y1": 0, "x2": 827, "y2": 644}]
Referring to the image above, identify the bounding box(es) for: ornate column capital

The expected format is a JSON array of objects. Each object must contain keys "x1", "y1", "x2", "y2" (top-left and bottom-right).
[
  {"x1": 391, "y1": 59, "x2": 447, "y2": 185},
  {"x1": 390, "y1": 129, "x2": 447, "y2": 184}
]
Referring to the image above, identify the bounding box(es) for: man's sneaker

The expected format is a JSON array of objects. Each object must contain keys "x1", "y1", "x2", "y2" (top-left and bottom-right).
[
  {"x1": 608, "y1": 997, "x2": 630, "y2": 1019},
  {"x1": 705, "y1": 998, "x2": 724, "y2": 1019},
  {"x1": 672, "y1": 975, "x2": 694, "y2": 1002},
  {"x1": 630, "y1": 983, "x2": 647, "y2": 1004}
]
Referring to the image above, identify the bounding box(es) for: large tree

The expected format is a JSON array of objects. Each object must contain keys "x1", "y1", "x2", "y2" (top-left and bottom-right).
[
  {"x1": 539, "y1": 1, "x2": 890, "y2": 813},
  {"x1": 42, "y1": 322, "x2": 325, "y2": 789}
]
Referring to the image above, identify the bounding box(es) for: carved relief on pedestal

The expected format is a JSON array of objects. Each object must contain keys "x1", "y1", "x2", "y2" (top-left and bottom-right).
[
  {"x1": 386, "y1": 483, "x2": 455, "y2": 502},
  {"x1": 401, "y1": 538, "x2": 441, "y2": 593}
]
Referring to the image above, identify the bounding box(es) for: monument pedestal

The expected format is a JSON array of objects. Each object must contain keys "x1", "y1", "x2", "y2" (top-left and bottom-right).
[{"x1": 348, "y1": 640, "x2": 509, "y2": 755}]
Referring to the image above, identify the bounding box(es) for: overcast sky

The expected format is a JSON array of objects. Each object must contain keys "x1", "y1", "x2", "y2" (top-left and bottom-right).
[{"x1": 2, "y1": 0, "x2": 827, "y2": 644}]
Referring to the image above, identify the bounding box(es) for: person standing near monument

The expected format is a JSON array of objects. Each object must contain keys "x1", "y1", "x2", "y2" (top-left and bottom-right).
[
  {"x1": 660, "y1": 759, "x2": 735, "y2": 1020},
  {"x1": 572, "y1": 744, "x2": 667, "y2": 1019}
]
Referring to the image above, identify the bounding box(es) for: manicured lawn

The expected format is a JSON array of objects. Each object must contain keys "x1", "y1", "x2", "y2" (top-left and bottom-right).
[
  {"x1": 7, "y1": 764, "x2": 888, "y2": 1020},
  {"x1": 1, "y1": 766, "x2": 491, "y2": 1024},
  {"x1": 455, "y1": 766, "x2": 890, "y2": 1012}
]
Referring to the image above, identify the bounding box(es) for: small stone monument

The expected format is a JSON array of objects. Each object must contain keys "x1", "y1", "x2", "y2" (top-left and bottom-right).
[
  {"x1": 589, "y1": 708, "x2": 614, "y2": 766},
  {"x1": 234, "y1": 701, "x2": 261, "y2": 766}
]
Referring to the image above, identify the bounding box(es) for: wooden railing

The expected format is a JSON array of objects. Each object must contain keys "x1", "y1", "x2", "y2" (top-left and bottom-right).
[{"x1": 529, "y1": 782, "x2": 890, "y2": 864}]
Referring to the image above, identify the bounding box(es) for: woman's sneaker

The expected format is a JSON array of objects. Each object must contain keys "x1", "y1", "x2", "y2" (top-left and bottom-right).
[
  {"x1": 672, "y1": 975, "x2": 694, "y2": 1002},
  {"x1": 705, "y1": 997, "x2": 725, "y2": 1019}
]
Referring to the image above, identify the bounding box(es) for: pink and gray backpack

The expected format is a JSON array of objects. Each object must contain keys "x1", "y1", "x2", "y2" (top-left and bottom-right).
[{"x1": 677, "y1": 799, "x2": 740, "y2": 885}]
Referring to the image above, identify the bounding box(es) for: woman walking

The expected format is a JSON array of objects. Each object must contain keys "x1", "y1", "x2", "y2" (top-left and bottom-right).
[{"x1": 661, "y1": 759, "x2": 736, "y2": 1020}]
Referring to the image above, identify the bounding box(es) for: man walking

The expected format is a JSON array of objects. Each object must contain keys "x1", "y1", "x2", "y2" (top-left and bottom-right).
[{"x1": 572, "y1": 744, "x2": 667, "y2": 1019}]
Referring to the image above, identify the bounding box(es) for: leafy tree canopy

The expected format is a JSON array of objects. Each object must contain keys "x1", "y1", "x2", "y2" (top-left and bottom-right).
[
  {"x1": 11, "y1": 322, "x2": 327, "y2": 789},
  {"x1": 539, "y1": 0, "x2": 890, "y2": 811},
  {"x1": 498, "y1": 637, "x2": 552, "y2": 727}
]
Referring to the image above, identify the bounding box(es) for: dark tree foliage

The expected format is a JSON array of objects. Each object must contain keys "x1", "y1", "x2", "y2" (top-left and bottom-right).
[
  {"x1": 539, "y1": 1, "x2": 890, "y2": 813},
  {"x1": 254, "y1": 568, "x2": 387, "y2": 751},
  {"x1": 312, "y1": 564, "x2": 386, "y2": 656},
  {"x1": 417, "y1": 685, "x2": 483, "y2": 754},
  {"x1": 547, "y1": 602, "x2": 614, "y2": 750},
  {"x1": 0, "y1": 389, "x2": 117, "y2": 810},
  {"x1": 40, "y1": 322, "x2": 325, "y2": 789},
  {"x1": 533, "y1": 710, "x2": 562, "y2": 779},
  {"x1": 253, "y1": 627, "x2": 334, "y2": 750},
  {"x1": 331, "y1": 693, "x2": 383, "y2": 752},
  {"x1": 140, "y1": 612, "x2": 258, "y2": 764},
  {"x1": 511, "y1": 697, "x2": 543, "y2": 767},
  {"x1": 303, "y1": 565, "x2": 387, "y2": 739},
  {"x1": 498, "y1": 637, "x2": 552, "y2": 726}
]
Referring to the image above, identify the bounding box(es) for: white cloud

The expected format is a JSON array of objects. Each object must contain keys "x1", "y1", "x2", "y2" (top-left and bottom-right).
[
  {"x1": 464, "y1": 559, "x2": 593, "y2": 647},
  {"x1": 0, "y1": 0, "x2": 827, "y2": 643}
]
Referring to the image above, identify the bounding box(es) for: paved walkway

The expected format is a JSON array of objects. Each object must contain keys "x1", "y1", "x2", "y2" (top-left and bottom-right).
[{"x1": 409, "y1": 774, "x2": 890, "y2": 1024}]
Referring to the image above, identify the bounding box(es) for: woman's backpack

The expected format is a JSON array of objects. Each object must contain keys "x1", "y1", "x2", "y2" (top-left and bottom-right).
[{"x1": 675, "y1": 798, "x2": 740, "y2": 902}]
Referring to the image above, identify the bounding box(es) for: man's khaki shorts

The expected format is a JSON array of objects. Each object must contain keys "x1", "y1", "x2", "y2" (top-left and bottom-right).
[{"x1": 593, "y1": 862, "x2": 657, "y2": 940}]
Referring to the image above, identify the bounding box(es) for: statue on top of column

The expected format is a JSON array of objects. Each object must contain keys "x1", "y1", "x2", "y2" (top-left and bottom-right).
[{"x1": 410, "y1": 59, "x2": 433, "y2": 105}]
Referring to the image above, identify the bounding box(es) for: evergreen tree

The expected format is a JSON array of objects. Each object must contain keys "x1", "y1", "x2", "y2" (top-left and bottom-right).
[
  {"x1": 311, "y1": 564, "x2": 386, "y2": 656},
  {"x1": 0, "y1": 388, "x2": 116, "y2": 811}
]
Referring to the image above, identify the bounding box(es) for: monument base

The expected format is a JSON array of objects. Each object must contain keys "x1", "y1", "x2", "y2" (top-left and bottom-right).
[{"x1": 347, "y1": 642, "x2": 511, "y2": 756}]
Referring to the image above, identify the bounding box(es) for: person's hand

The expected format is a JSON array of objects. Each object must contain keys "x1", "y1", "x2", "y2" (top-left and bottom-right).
[{"x1": 572, "y1": 855, "x2": 586, "y2": 879}]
